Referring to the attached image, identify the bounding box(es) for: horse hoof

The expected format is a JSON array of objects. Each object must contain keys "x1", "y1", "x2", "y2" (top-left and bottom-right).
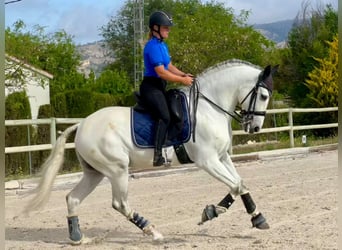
[
  {"x1": 256, "y1": 221, "x2": 270, "y2": 229},
  {"x1": 67, "y1": 216, "x2": 83, "y2": 243},
  {"x1": 69, "y1": 238, "x2": 83, "y2": 245},
  {"x1": 153, "y1": 233, "x2": 164, "y2": 242},
  {"x1": 251, "y1": 213, "x2": 270, "y2": 230},
  {"x1": 198, "y1": 204, "x2": 218, "y2": 225},
  {"x1": 143, "y1": 224, "x2": 164, "y2": 242}
]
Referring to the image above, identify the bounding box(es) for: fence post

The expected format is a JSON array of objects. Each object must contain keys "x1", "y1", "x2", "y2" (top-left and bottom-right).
[
  {"x1": 229, "y1": 134, "x2": 233, "y2": 155},
  {"x1": 50, "y1": 117, "x2": 56, "y2": 145},
  {"x1": 288, "y1": 109, "x2": 294, "y2": 147},
  {"x1": 27, "y1": 123, "x2": 32, "y2": 175}
]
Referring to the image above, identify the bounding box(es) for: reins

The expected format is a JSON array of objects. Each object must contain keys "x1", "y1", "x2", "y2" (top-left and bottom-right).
[
  {"x1": 189, "y1": 79, "x2": 200, "y2": 142},
  {"x1": 189, "y1": 79, "x2": 242, "y2": 142}
]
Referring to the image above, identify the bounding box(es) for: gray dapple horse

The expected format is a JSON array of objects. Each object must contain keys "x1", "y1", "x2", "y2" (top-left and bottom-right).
[{"x1": 25, "y1": 59, "x2": 278, "y2": 243}]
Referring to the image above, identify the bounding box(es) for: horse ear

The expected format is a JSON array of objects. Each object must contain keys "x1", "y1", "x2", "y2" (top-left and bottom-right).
[
  {"x1": 262, "y1": 65, "x2": 272, "y2": 80},
  {"x1": 271, "y1": 65, "x2": 279, "y2": 76}
]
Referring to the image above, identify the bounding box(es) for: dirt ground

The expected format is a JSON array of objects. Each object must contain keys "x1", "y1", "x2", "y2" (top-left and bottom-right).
[{"x1": 5, "y1": 149, "x2": 337, "y2": 250}]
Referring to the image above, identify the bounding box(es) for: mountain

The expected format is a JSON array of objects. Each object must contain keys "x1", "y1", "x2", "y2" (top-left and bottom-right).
[
  {"x1": 253, "y1": 19, "x2": 294, "y2": 44},
  {"x1": 76, "y1": 41, "x2": 114, "y2": 77}
]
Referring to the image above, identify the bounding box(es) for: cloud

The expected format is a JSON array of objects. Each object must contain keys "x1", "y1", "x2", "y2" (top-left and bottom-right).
[
  {"x1": 227, "y1": 0, "x2": 337, "y2": 24},
  {"x1": 57, "y1": 5, "x2": 109, "y2": 44},
  {"x1": 5, "y1": 0, "x2": 121, "y2": 44}
]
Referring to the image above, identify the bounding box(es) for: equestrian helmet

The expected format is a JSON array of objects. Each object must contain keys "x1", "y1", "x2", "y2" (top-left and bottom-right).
[{"x1": 149, "y1": 11, "x2": 173, "y2": 28}]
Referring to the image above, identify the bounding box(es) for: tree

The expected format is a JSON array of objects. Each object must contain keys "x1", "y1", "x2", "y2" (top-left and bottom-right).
[
  {"x1": 51, "y1": 70, "x2": 87, "y2": 95},
  {"x1": 167, "y1": 1, "x2": 274, "y2": 73},
  {"x1": 305, "y1": 35, "x2": 338, "y2": 107},
  {"x1": 101, "y1": 1, "x2": 136, "y2": 79},
  {"x1": 89, "y1": 69, "x2": 132, "y2": 95},
  {"x1": 89, "y1": 69, "x2": 135, "y2": 106},
  {"x1": 5, "y1": 20, "x2": 84, "y2": 97},
  {"x1": 5, "y1": 55, "x2": 49, "y2": 91},
  {"x1": 101, "y1": 0, "x2": 275, "y2": 82},
  {"x1": 280, "y1": 2, "x2": 337, "y2": 107},
  {"x1": 5, "y1": 20, "x2": 80, "y2": 77}
]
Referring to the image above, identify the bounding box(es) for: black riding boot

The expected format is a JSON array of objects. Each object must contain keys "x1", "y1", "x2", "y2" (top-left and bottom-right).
[{"x1": 153, "y1": 120, "x2": 168, "y2": 166}]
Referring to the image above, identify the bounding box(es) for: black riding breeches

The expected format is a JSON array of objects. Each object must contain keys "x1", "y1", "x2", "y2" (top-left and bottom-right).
[{"x1": 139, "y1": 77, "x2": 171, "y2": 126}]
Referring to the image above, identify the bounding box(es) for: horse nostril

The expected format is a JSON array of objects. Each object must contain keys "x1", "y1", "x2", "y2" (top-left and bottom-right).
[{"x1": 254, "y1": 127, "x2": 260, "y2": 133}]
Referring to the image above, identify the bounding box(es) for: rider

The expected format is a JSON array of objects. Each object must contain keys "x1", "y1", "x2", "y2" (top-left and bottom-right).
[{"x1": 140, "y1": 10, "x2": 193, "y2": 166}]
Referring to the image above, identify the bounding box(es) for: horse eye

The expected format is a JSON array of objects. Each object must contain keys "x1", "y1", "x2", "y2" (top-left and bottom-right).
[{"x1": 260, "y1": 94, "x2": 268, "y2": 101}]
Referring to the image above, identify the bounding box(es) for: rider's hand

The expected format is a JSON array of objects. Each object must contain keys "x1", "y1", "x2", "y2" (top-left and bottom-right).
[{"x1": 182, "y1": 75, "x2": 193, "y2": 86}]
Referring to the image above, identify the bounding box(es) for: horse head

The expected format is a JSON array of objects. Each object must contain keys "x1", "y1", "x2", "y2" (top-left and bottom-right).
[{"x1": 239, "y1": 64, "x2": 279, "y2": 134}]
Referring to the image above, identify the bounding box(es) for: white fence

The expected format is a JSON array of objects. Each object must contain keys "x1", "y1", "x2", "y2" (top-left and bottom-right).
[
  {"x1": 5, "y1": 107, "x2": 338, "y2": 155},
  {"x1": 232, "y1": 107, "x2": 338, "y2": 148}
]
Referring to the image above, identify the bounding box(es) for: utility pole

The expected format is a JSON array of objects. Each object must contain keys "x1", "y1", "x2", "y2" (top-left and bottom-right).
[{"x1": 133, "y1": 0, "x2": 144, "y2": 90}]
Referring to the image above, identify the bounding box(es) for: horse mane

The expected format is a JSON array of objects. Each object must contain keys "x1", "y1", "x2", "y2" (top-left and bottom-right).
[{"x1": 198, "y1": 59, "x2": 262, "y2": 77}]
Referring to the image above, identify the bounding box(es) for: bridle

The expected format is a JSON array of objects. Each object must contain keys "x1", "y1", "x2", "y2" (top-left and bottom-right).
[
  {"x1": 239, "y1": 80, "x2": 272, "y2": 127},
  {"x1": 189, "y1": 77, "x2": 272, "y2": 141}
]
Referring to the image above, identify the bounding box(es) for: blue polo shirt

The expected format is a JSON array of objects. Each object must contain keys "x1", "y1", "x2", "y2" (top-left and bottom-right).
[{"x1": 144, "y1": 37, "x2": 171, "y2": 77}]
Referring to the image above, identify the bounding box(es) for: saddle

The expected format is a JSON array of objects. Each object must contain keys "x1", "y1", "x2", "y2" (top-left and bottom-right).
[{"x1": 131, "y1": 89, "x2": 191, "y2": 149}]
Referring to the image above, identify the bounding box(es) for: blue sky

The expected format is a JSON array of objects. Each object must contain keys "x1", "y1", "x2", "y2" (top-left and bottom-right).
[{"x1": 5, "y1": 0, "x2": 338, "y2": 45}]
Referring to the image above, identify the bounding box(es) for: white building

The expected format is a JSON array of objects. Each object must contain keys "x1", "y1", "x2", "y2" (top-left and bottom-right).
[{"x1": 5, "y1": 55, "x2": 53, "y2": 119}]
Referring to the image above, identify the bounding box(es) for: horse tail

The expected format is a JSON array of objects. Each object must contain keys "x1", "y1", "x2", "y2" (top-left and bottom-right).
[{"x1": 24, "y1": 123, "x2": 80, "y2": 214}]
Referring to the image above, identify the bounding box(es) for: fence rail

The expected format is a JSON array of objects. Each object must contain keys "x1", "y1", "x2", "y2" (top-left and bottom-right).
[
  {"x1": 232, "y1": 107, "x2": 338, "y2": 148},
  {"x1": 5, "y1": 107, "x2": 338, "y2": 155}
]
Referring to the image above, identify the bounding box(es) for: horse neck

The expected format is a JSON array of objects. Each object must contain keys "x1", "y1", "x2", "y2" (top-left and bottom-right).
[
  {"x1": 197, "y1": 66, "x2": 260, "y2": 112},
  {"x1": 197, "y1": 70, "x2": 240, "y2": 112}
]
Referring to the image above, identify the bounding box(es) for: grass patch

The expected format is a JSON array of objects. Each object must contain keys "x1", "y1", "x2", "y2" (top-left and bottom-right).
[{"x1": 232, "y1": 135, "x2": 338, "y2": 155}]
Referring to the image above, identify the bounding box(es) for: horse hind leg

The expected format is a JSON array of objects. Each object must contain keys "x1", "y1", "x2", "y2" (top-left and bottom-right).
[
  {"x1": 66, "y1": 156, "x2": 105, "y2": 244},
  {"x1": 108, "y1": 165, "x2": 164, "y2": 241}
]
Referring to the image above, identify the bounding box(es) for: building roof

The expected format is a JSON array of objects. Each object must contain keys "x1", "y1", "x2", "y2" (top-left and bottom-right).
[{"x1": 5, "y1": 54, "x2": 54, "y2": 79}]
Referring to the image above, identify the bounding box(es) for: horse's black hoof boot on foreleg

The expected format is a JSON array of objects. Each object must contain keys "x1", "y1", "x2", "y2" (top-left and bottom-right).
[
  {"x1": 251, "y1": 213, "x2": 270, "y2": 229},
  {"x1": 198, "y1": 204, "x2": 226, "y2": 225}
]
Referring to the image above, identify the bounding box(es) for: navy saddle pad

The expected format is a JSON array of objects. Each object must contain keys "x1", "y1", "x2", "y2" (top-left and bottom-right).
[{"x1": 131, "y1": 91, "x2": 191, "y2": 148}]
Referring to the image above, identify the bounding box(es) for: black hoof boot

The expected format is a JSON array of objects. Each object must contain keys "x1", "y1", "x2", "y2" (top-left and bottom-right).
[
  {"x1": 153, "y1": 150, "x2": 165, "y2": 167},
  {"x1": 198, "y1": 204, "x2": 218, "y2": 225},
  {"x1": 251, "y1": 213, "x2": 270, "y2": 229},
  {"x1": 67, "y1": 216, "x2": 83, "y2": 244}
]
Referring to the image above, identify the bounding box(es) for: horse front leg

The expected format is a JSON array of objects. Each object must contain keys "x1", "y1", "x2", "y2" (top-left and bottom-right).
[
  {"x1": 198, "y1": 192, "x2": 235, "y2": 225},
  {"x1": 199, "y1": 191, "x2": 269, "y2": 229},
  {"x1": 197, "y1": 155, "x2": 269, "y2": 229},
  {"x1": 240, "y1": 192, "x2": 269, "y2": 229}
]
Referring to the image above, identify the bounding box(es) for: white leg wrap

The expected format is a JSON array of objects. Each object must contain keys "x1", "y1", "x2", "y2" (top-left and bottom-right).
[{"x1": 143, "y1": 224, "x2": 164, "y2": 241}]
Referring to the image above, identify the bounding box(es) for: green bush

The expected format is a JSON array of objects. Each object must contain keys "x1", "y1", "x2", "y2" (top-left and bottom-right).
[
  {"x1": 64, "y1": 89, "x2": 95, "y2": 117},
  {"x1": 30, "y1": 104, "x2": 52, "y2": 174},
  {"x1": 5, "y1": 91, "x2": 32, "y2": 177},
  {"x1": 51, "y1": 93, "x2": 67, "y2": 117}
]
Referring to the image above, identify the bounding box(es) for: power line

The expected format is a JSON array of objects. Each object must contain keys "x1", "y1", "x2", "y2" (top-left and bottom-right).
[{"x1": 5, "y1": 0, "x2": 22, "y2": 5}]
